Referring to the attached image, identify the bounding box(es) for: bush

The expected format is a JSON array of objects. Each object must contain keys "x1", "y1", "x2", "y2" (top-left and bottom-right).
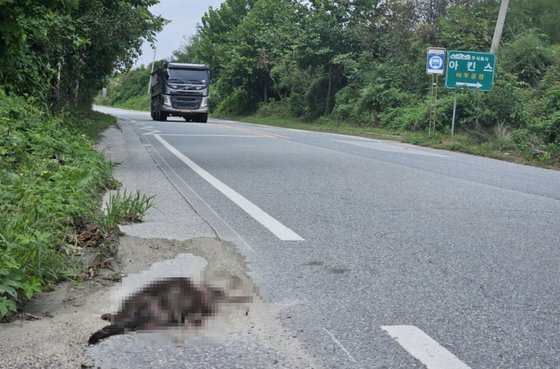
[
  {"x1": 256, "y1": 99, "x2": 291, "y2": 118},
  {"x1": 501, "y1": 33, "x2": 554, "y2": 87},
  {"x1": 0, "y1": 90, "x2": 112, "y2": 319},
  {"x1": 537, "y1": 111, "x2": 560, "y2": 145},
  {"x1": 379, "y1": 100, "x2": 429, "y2": 131},
  {"x1": 304, "y1": 76, "x2": 329, "y2": 121},
  {"x1": 287, "y1": 92, "x2": 306, "y2": 117},
  {"x1": 528, "y1": 50, "x2": 560, "y2": 147},
  {"x1": 215, "y1": 88, "x2": 250, "y2": 115}
]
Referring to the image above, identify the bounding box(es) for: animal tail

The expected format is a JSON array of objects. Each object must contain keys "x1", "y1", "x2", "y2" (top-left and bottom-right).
[
  {"x1": 101, "y1": 313, "x2": 113, "y2": 321},
  {"x1": 88, "y1": 324, "x2": 124, "y2": 345}
]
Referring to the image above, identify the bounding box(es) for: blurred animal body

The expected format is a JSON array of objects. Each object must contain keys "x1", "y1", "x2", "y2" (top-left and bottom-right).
[{"x1": 88, "y1": 277, "x2": 221, "y2": 345}]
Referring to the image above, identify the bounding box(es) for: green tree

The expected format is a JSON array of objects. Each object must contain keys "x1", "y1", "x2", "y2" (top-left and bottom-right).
[{"x1": 0, "y1": 0, "x2": 166, "y2": 109}]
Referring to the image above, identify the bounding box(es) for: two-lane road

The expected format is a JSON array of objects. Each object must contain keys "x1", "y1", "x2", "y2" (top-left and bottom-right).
[{"x1": 97, "y1": 106, "x2": 560, "y2": 368}]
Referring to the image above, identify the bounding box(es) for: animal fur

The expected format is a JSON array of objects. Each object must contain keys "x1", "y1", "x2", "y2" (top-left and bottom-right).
[{"x1": 88, "y1": 277, "x2": 223, "y2": 345}]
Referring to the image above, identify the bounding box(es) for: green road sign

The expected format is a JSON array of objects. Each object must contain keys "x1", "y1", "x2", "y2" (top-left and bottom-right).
[{"x1": 445, "y1": 50, "x2": 496, "y2": 91}]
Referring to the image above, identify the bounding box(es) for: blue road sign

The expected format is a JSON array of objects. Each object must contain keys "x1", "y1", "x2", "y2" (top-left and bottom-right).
[{"x1": 427, "y1": 48, "x2": 446, "y2": 75}]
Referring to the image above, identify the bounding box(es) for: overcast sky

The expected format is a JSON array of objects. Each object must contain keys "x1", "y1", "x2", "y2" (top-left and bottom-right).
[{"x1": 135, "y1": 0, "x2": 225, "y2": 67}]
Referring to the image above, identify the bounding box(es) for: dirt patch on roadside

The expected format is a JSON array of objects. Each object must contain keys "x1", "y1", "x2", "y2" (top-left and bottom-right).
[
  {"x1": 0, "y1": 277, "x2": 115, "y2": 369},
  {"x1": 0, "y1": 236, "x2": 255, "y2": 369}
]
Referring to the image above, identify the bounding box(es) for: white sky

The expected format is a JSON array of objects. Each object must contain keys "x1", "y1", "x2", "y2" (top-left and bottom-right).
[{"x1": 135, "y1": 0, "x2": 225, "y2": 67}]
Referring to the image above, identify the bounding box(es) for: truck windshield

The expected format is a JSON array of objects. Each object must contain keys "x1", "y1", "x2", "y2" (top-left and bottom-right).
[{"x1": 167, "y1": 69, "x2": 208, "y2": 84}]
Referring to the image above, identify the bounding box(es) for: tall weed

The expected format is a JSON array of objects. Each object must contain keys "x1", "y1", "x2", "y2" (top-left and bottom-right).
[{"x1": 97, "y1": 190, "x2": 155, "y2": 237}]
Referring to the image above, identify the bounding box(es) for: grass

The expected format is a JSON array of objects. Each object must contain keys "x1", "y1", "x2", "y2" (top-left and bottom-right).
[
  {"x1": 95, "y1": 94, "x2": 150, "y2": 112},
  {"x1": 97, "y1": 190, "x2": 155, "y2": 238},
  {"x1": 73, "y1": 110, "x2": 117, "y2": 138}
]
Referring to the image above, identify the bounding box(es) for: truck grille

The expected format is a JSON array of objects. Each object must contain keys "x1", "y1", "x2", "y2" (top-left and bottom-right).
[{"x1": 171, "y1": 96, "x2": 201, "y2": 109}]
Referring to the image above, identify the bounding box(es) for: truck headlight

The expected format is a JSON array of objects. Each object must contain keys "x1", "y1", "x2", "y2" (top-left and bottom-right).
[
  {"x1": 200, "y1": 96, "x2": 208, "y2": 108},
  {"x1": 163, "y1": 95, "x2": 172, "y2": 106}
]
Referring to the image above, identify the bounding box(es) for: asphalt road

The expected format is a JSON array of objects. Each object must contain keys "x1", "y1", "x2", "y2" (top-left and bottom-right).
[{"x1": 95, "y1": 106, "x2": 560, "y2": 369}]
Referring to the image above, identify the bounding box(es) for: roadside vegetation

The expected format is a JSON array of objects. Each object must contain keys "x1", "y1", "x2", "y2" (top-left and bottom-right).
[
  {"x1": 103, "y1": 0, "x2": 560, "y2": 168},
  {"x1": 99, "y1": 190, "x2": 155, "y2": 239},
  {"x1": 95, "y1": 66, "x2": 153, "y2": 111},
  {"x1": 0, "y1": 0, "x2": 165, "y2": 319}
]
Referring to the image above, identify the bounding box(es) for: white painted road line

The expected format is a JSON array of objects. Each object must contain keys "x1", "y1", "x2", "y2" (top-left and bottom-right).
[
  {"x1": 137, "y1": 124, "x2": 161, "y2": 135},
  {"x1": 147, "y1": 143, "x2": 256, "y2": 254},
  {"x1": 153, "y1": 134, "x2": 304, "y2": 241},
  {"x1": 381, "y1": 325, "x2": 472, "y2": 369},
  {"x1": 158, "y1": 134, "x2": 270, "y2": 138},
  {"x1": 334, "y1": 139, "x2": 449, "y2": 157},
  {"x1": 324, "y1": 328, "x2": 358, "y2": 363}
]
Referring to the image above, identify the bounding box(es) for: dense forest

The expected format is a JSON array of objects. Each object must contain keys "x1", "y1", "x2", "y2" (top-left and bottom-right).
[
  {"x1": 105, "y1": 0, "x2": 560, "y2": 165},
  {"x1": 0, "y1": 0, "x2": 164, "y2": 318}
]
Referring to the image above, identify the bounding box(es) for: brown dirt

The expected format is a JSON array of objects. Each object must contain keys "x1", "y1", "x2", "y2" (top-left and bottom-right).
[{"x1": 0, "y1": 236, "x2": 255, "y2": 369}]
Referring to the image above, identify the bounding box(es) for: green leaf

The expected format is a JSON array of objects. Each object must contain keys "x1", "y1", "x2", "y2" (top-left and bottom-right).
[
  {"x1": 0, "y1": 296, "x2": 17, "y2": 319},
  {"x1": 0, "y1": 284, "x2": 18, "y2": 299},
  {"x1": 23, "y1": 277, "x2": 42, "y2": 299}
]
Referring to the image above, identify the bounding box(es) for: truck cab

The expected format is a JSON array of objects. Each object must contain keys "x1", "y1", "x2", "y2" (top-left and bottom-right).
[{"x1": 150, "y1": 62, "x2": 209, "y2": 123}]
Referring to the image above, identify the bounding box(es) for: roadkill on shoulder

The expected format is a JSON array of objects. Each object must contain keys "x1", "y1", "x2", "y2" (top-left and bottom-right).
[{"x1": 88, "y1": 277, "x2": 224, "y2": 345}]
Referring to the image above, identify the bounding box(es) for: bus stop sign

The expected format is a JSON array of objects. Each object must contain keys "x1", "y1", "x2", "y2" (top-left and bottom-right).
[{"x1": 427, "y1": 48, "x2": 446, "y2": 75}]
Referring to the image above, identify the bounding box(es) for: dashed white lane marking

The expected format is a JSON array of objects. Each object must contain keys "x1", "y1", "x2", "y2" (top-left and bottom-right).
[
  {"x1": 324, "y1": 328, "x2": 358, "y2": 363},
  {"x1": 381, "y1": 325, "x2": 472, "y2": 369},
  {"x1": 137, "y1": 124, "x2": 161, "y2": 135},
  {"x1": 153, "y1": 134, "x2": 304, "y2": 241}
]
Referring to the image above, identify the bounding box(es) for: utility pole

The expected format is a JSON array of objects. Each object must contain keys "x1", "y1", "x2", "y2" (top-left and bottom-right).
[
  {"x1": 490, "y1": 0, "x2": 510, "y2": 54},
  {"x1": 147, "y1": 46, "x2": 157, "y2": 95}
]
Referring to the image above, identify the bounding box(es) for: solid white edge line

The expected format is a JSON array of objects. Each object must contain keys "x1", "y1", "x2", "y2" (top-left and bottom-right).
[
  {"x1": 158, "y1": 134, "x2": 269, "y2": 138},
  {"x1": 153, "y1": 134, "x2": 304, "y2": 241},
  {"x1": 146, "y1": 142, "x2": 256, "y2": 254},
  {"x1": 381, "y1": 325, "x2": 472, "y2": 369}
]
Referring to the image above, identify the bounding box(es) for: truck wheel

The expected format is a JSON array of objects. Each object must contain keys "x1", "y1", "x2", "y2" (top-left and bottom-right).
[
  {"x1": 153, "y1": 97, "x2": 167, "y2": 121},
  {"x1": 154, "y1": 107, "x2": 167, "y2": 121},
  {"x1": 150, "y1": 99, "x2": 156, "y2": 120},
  {"x1": 199, "y1": 113, "x2": 208, "y2": 123}
]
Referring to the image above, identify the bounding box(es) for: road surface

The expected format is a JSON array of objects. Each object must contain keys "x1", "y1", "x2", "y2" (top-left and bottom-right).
[{"x1": 93, "y1": 106, "x2": 560, "y2": 369}]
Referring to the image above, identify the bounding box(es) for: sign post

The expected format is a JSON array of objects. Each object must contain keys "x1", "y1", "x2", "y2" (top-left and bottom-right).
[
  {"x1": 426, "y1": 48, "x2": 446, "y2": 136},
  {"x1": 451, "y1": 92, "x2": 457, "y2": 139}
]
